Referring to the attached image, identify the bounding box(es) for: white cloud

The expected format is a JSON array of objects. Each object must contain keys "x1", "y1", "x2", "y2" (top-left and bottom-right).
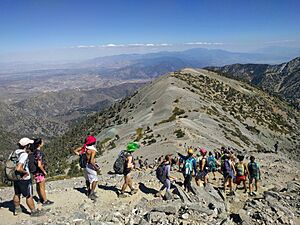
[
  {"x1": 263, "y1": 40, "x2": 295, "y2": 44},
  {"x1": 101, "y1": 43, "x2": 125, "y2": 47},
  {"x1": 184, "y1": 42, "x2": 223, "y2": 45}
]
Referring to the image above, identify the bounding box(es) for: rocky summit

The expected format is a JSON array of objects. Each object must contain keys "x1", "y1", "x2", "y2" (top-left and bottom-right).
[{"x1": 0, "y1": 68, "x2": 299, "y2": 224}]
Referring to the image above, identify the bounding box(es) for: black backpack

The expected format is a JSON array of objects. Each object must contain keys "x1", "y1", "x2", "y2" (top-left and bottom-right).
[
  {"x1": 113, "y1": 151, "x2": 126, "y2": 174},
  {"x1": 79, "y1": 153, "x2": 88, "y2": 168},
  {"x1": 28, "y1": 152, "x2": 38, "y2": 173},
  {"x1": 156, "y1": 163, "x2": 166, "y2": 182}
]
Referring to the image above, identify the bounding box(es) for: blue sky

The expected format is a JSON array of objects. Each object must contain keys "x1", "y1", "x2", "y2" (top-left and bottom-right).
[{"x1": 0, "y1": 0, "x2": 300, "y2": 61}]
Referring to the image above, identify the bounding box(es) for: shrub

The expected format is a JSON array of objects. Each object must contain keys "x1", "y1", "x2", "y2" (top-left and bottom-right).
[{"x1": 174, "y1": 129, "x2": 185, "y2": 138}]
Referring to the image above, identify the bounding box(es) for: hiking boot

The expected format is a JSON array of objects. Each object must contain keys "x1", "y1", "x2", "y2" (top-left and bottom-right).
[
  {"x1": 88, "y1": 193, "x2": 98, "y2": 200},
  {"x1": 42, "y1": 200, "x2": 54, "y2": 206},
  {"x1": 118, "y1": 193, "x2": 127, "y2": 198},
  {"x1": 130, "y1": 189, "x2": 138, "y2": 195},
  {"x1": 14, "y1": 207, "x2": 22, "y2": 216},
  {"x1": 228, "y1": 191, "x2": 235, "y2": 196},
  {"x1": 248, "y1": 192, "x2": 254, "y2": 196},
  {"x1": 155, "y1": 191, "x2": 162, "y2": 197},
  {"x1": 30, "y1": 209, "x2": 45, "y2": 217}
]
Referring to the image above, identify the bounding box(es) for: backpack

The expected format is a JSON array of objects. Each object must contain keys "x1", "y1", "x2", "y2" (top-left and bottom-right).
[
  {"x1": 207, "y1": 156, "x2": 216, "y2": 170},
  {"x1": 235, "y1": 163, "x2": 245, "y2": 176},
  {"x1": 248, "y1": 162, "x2": 259, "y2": 176},
  {"x1": 4, "y1": 151, "x2": 26, "y2": 181},
  {"x1": 156, "y1": 163, "x2": 166, "y2": 182},
  {"x1": 28, "y1": 152, "x2": 38, "y2": 173},
  {"x1": 223, "y1": 159, "x2": 232, "y2": 174},
  {"x1": 184, "y1": 158, "x2": 194, "y2": 175},
  {"x1": 79, "y1": 153, "x2": 88, "y2": 168},
  {"x1": 113, "y1": 151, "x2": 126, "y2": 174}
]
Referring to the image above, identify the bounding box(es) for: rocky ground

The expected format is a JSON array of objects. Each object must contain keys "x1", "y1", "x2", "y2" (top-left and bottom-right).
[{"x1": 0, "y1": 150, "x2": 299, "y2": 225}]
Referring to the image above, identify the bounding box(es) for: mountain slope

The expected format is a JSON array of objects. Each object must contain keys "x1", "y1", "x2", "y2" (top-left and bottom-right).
[
  {"x1": 43, "y1": 68, "x2": 300, "y2": 176},
  {"x1": 206, "y1": 57, "x2": 300, "y2": 108}
]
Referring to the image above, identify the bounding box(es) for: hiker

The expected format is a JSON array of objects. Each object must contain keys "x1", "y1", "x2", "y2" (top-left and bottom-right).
[
  {"x1": 223, "y1": 154, "x2": 236, "y2": 196},
  {"x1": 138, "y1": 156, "x2": 144, "y2": 170},
  {"x1": 155, "y1": 155, "x2": 176, "y2": 199},
  {"x1": 119, "y1": 142, "x2": 140, "y2": 198},
  {"x1": 248, "y1": 156, "x2": 261, "y2": 196},
  {"x1": 274, "y1": 141, "x2": 279, "y2": 154},
  {"x1": 30, "y1": 138, "x2": 54, "y2": 205},
  {"x1": 13, "y1": 138, "x2": 43, "y2": 216},
  {"x1": 178, "y1": 148, "x2": 197, "y2": 193},
  {"x1": 74, "y1": 135, "x2": 99, "y2": 200},
  {"x1": 234, "y1": 155, "x2": 249, "y2": 193},
  {"x1": 195, "y1": 148, "x2": 209, "y2": 186},
  {"x1": 207, "y1": 151, "x2": 218, "y2": 181}
]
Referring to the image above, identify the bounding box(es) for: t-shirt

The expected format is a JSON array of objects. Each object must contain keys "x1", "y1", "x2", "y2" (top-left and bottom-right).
[
  {"x1": 164, "y1": 164, "x2": 171, "y2": 180},
  {"x1": 34, "y1": 150, "x2": 46, "y2": 176},
  {"x1": 15, "y1": 149, "x2": 31, "y2": 180}
]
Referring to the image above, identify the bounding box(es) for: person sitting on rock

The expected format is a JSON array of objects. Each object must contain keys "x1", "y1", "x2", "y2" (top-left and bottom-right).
[
  {"x1": 155, "y1": 155, "x2": 176, "y2": 199},
  {"x1": 178, "y1": 148, "x2": 197, "y2": 193},
  {"x1": 248, "y1": 156, "x2": 261, "y2": 196},
  {"x1": 119, "y1": 142, "x2": 140, "y2": 198},
  {"x1": 234, "y1": 155, "x2": 249, "y2": 193}
]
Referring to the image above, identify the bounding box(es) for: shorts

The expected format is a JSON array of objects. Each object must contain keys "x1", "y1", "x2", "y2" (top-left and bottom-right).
[
  {"x1": 235, "y1": 175, "x2": 246, "y2": 185},
  {"x1": 13, "y1": 180, "x2": 33, "y2": 198},
  {"x1": 84, "y1": 165, "x2": 98, "y2": 183},
  {"x1": 123, "y1": 168, "x2": 132, "y2": 176},
  {"x1": 34, "y1": 174, "x2": 45, "y2": 183},
  {"x1": 249, "y1": 174, "x2": 260, "y2": 182},
  {"x1": 223, "y1": 171, "x2": 234, "y2": 179},
  {"x1": 209, "y1": 167, "x2": 217, "y2": 172},
  {"x1": 196, "y1": 171, "x2": 208, "y2": 181}
]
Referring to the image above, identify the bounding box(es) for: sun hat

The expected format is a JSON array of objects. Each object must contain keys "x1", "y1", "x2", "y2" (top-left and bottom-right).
[
  {"x1": 188, "y1": 148, "x2": 194, "y2": 154},
  {"x1": 126, "y1": 142, "x2": 140, "y2": 152},
  {"x1": 200, "y1": 148, "x2": 207, "y2": 156}
]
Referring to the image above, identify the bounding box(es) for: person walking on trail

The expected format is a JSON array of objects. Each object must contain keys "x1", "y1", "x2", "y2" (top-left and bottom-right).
[
  {"x1": 234, "y1": 155, "x2": 249, "y2": 193},
  {"x1": 196, "y1": 148, "x2": 209, "y2": 186},
  {"x1": 74, "y1": 135, "x2": 99, "y2": 200},
  {"x1": 30, "y1": 138, "x2": 54, "y2": 206},
  {"x1": 223, "y1": 154, "x2": 236, "y2": 196},
  {"x1": 119, "y1": 142, "x2": 140, "y2": 198},
  {"x1": 274, "y1": 141, "x2": 279, "y2": 154},
  {"x1": 178, "y1": 148, "x2": 197, "y2": 193},
  {"x1": 155, "y1": 155, "x2": 176, "y2": 199},
  {"x1": 207, "y1": 151, "x2": 218, "y2": 181},
  {"x1": 248, "y1": 156, "x2": 261, "y2": 196},
  {"x1": 13, "y1": 138, "x2": 44, "y2": 217}
]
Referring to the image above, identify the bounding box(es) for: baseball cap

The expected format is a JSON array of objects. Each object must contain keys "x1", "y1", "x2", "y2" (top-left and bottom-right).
[{"x1": 19, "y1": 137, "x2": 34, "y2": 146}]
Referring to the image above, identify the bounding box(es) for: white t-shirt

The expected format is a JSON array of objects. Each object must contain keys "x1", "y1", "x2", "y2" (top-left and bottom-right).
[{"x1": 15, "y1": 149, "x2": 31, "y2": 180}]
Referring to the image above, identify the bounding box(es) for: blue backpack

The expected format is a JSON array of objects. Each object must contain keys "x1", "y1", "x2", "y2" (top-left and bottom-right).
[{"x1": 184, "y1": 158, "x2": 194, "y2": 175}]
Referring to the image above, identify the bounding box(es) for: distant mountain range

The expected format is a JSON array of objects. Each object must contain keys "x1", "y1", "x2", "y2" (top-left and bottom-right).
[
  {"x1": 206, "y1": 57, "x2": 300, "y2": 108},
  {"x1": 1, "y1": 47, "x2": 300, "y2": 74}
]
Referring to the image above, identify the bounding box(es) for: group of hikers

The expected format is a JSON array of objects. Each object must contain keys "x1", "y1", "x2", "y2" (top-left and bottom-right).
[{"x1": 7, "y1": 135, "x2": 262, "y2": 217}]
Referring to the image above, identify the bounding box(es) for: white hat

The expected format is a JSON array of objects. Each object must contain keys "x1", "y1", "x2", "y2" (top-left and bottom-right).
[
  {"x1": 19, "y1": 137, "x2": 34, "y2": 146},
  {"x1": 86, "y1": 145, "x2": 98, "y2": 152}
]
